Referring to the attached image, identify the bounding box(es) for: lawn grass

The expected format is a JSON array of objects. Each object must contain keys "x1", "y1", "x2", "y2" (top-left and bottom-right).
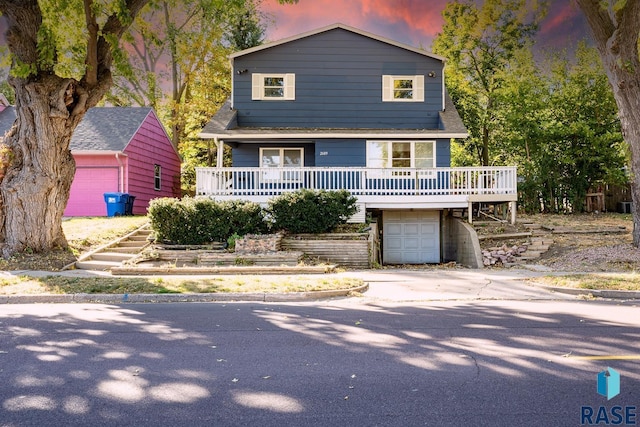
[
  {"x1": 63, "y1": 216, "x2": 149, "y2": 255},
  {"x1": 534, "y1": 273, "x2": 640, "y2": 291},
  {"x1": 0, "y1": 275, "x2": 364, "y2": 295}
]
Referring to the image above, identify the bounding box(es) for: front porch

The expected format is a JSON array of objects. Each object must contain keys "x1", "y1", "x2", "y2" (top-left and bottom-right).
[{"x1": 195, "y1": 166, "x2": 518, "y2": 223}]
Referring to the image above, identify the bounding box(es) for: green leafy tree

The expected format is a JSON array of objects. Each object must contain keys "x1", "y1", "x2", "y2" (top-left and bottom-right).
[
  {"x1": 105, "y1": 0, "x2": 295, "y2": 194},
  {"x1": 495, "y1": 43, "x2": 626, "y2": 213},
  {"x1": 0, "y1": 0, "x2": 148, "y2": 257},
  {"x1": 576, "y1": 0, "x2": 640, "y2": 246},
  {"x1": 432, "y1": 0, "x2": 546, "y2": 166},
  {"x1": 105, "y1": 0, "x2": 254, "y2": 149}
]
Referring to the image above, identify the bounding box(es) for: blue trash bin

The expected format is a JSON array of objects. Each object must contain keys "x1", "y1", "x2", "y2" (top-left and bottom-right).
[{"x1": 104, "y1": 192, "x2": 129, "y2": 217}]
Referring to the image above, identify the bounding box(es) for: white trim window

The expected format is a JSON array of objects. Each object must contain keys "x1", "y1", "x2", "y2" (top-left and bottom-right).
[
  {"x1": 260, "y1": 147, "x2": 304, "y2": 182},
  {"x1": 382, "y1": 75, "x2": 425, "y2": 102},
  {"x1": 252, "y1": 73, "x2": 296, "y2": 100},
  {"x1": 367, "y1": 141, "x2": 435, "y2": 176}
]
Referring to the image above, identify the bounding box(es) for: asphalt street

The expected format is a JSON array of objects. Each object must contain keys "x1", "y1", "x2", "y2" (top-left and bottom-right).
[{"x1": 1, "y1": 285, "x2": 639, "y2": 426}]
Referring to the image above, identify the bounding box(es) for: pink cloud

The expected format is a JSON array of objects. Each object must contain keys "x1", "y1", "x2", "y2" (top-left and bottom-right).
[
  {"x1": 540, "y1": 2, "x2": 582, "y2": 35},
  {"x1": 261, "y1": 0, "x2": 445, "y2": 48}
]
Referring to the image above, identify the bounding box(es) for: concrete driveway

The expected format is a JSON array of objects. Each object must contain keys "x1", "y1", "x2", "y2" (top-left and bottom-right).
[{"x1": 337, "y1": 268, "x2": 575, "y2": 302}]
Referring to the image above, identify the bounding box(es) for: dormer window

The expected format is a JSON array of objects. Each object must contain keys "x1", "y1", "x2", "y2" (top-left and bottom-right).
[
  {"x1": 252, "y1": 73, "x2": 296, "y2": 100},
  {"x1": 382, "y1": 75, "x2": 424, "y2": 102}
]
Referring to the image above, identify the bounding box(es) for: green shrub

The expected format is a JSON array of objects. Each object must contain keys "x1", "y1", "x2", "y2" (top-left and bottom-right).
[
  {"x1": 148, "y1": 197, "x2": 266, "y2": 244},
  {"x1": 267, "y1": 189, "x2": 358, "y2": 233}
]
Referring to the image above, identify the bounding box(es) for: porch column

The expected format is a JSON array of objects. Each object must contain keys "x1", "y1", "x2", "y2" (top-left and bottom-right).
[
  {"x1": 510, "y1": 201, "x2": 517, "y2": 225},
  {"x1": 468, "y1": 201, "x2": 473, "y2": 224},
  {"x1": 215, "y1": 138, "x2": 224, "y2": 168}
]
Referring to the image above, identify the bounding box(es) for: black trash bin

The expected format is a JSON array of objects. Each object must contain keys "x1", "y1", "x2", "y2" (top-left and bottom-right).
[
  {"x1": 104, "y1": 192, "x2": 129, "y2": 217},
  {"x1": 125, "y1": 195, "x2": 136, "y2": 215}
]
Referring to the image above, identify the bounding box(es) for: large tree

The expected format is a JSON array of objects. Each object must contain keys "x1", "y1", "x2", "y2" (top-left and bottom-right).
[
  {"x1": 0, "y1": 0, "x2": 149, "y2": 257},
  {"x1": 106, "y1": 0, "x2": 260, "y2": 148},
  {"x1": 576, "y1": 0, "x2": 640, "y2": 246},
  {"x1": 432, "y1": 0, "x2": 546, "y2": 166},
  {"x1": 495, "y1": 43, "x2": 625, "y2": 213}
]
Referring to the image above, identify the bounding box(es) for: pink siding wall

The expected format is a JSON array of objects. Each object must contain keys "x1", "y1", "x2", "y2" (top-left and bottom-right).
[{"x1": 124, "y1": 110, "x2": 181, "y2": 214}]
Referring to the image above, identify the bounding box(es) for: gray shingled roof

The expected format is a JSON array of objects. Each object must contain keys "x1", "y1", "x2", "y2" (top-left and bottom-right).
[
  {"x1": 0, "y1": 106, "x2": 154, "y2": 151},
  {"x1": 200, "y1": 92, "x2": 468, "y2": 139},
  {"x1": 70, "y1": 107, "x2": 153, "y2": 151}
]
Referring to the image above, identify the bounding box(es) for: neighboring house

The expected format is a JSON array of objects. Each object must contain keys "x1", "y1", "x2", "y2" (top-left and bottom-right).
[
  {"x1": 197, "y1": 23, "x2": 517, "y2": 265},
  {"x1": 0, "y1": 106, "x2": 181, "y2": 216}
]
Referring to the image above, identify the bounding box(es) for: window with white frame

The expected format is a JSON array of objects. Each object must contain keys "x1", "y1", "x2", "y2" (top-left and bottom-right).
[
  {"x1": 260, "y1": 148, "x2": 303, "y2": 182},
  {"x1": 382, "y1": 75, "x2": 425, "y2": 102},
  {"x1": 367, "y1": 141, "x2": 435, "y2": 170},
  {"x1": 252, "y1": 73, "x2": 295, "y2": 100}
]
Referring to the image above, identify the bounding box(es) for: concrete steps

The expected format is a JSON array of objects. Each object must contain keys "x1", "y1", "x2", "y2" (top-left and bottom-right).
[{"x1": 71, "y1": 225, "x2": 151, "y2": 271}]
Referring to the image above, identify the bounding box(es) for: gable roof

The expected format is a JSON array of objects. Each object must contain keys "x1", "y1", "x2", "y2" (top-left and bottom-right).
[
  {"x1": 0, "y1": 106, "x2": 172, "y2": 153},
  {"x1": 230, "y1": 23, "x2": 445, "y2": 62},
  {"x1": 70, "y1": 107, "x2": 154, "y2": 151}
]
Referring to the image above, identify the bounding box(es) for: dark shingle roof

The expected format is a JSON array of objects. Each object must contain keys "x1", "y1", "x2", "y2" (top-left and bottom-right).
[
  {"x1": 69, "y1": 107, "x2": 153, "y2": 151},
  {"x1": 0, "y1": 106, "x2": 154, "y2": 151},
  {"x1": 200, "y1": 94, "x2": 468, "y2": 139}
]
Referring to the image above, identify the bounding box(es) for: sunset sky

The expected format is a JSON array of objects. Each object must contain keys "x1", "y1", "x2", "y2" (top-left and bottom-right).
[{"x1": 259, "y1": 0, "x2": 591, "y2": 54}]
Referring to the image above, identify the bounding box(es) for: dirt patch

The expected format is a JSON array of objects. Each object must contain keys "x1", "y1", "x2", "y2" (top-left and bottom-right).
[
  {"x1": 0, "y1": 217, "x2": 148, "y2": 271},
  {"x1": 476, "y1": 213, "x2": 637, "y2": 272}
]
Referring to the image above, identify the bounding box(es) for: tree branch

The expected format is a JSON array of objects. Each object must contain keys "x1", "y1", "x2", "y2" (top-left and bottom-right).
[
  {"x1": 0, "y1": 0, "x2": 41, "y2": 71},
  {"x1": 575, "y1": 0, "x2": 616, "y2": 49},
  {"x1": 84, "y1": 0, "x2": 99, "y2": 87}
]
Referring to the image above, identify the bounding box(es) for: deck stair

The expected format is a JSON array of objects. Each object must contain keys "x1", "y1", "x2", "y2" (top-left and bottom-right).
[{"x1": 70, "y1": 224, "x2": 152, "y2": 271}]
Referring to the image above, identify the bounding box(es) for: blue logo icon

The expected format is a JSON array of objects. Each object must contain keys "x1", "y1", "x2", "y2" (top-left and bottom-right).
[{"x1": 597, "y1": 367, "x2": 620, "y2": 400}]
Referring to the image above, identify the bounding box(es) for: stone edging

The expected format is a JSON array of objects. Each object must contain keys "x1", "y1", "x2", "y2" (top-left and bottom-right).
[{"x1": 0, "y1": 283, "x2": 369, "y2": 304}]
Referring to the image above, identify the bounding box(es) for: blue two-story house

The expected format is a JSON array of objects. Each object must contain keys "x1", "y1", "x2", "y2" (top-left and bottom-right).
[{"x1": 197, "y1": 23, "x2": 517, "y2": 265}]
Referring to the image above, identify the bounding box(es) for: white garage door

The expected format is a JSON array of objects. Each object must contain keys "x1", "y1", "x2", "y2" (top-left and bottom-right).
[
  {"x1": 64, "y1": 167, "x2": 119, "y2": 217},
  {"x1": 383, "y1": 210, "x2": 440, "y2": 264}
]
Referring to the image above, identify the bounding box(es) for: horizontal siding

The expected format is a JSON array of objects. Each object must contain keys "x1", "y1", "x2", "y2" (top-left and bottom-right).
[
  {"x1": 436, "y1": 139, "x2": 451, "y2": 168},
  {"x1": 315, "y1": 140, "x2": 366, "y2": 167},
  {"x1": 234, "y1": 28, "x2": 444, "y2": 129},
  {"x1": 124, "y1": 111, "x2": 181, "y2": 214},
  {"x1": 73, "y1": 154, "x2": 120, "y2": 167},
  {"x1": 233, "y1": 143, "x2": 316, "y2": 167},
  {"x1": 232, "y1": 138, "x2": 451, "y2": 168}
]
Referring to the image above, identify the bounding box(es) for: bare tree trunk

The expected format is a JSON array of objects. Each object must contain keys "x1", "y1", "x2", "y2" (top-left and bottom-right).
[
  {"x1": 615, "y1": 81, "x2": 640, "y2": 246},
  {"x1": 0, "y1": 76, "x2": 84, "y2": 256},
  {"x1": 576, "y1": 0, "x2": 640, "y2": 246},
  {"x1": 0, "y1": 0, "x2": 149, "y2": 258}
]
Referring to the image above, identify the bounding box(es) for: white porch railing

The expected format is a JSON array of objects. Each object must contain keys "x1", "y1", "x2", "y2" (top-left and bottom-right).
[{"x1": 195, "y1": 166, "x2": 517, "y2": 198}]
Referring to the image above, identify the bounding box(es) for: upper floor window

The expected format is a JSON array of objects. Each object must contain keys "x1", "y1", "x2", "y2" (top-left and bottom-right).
[
  {"x1": 382, "y1": 75, "x2": 425, "y2": 102},
  {"x1": 252, "y1": 73, "x2": 296, "y2": 100},
  {"x1": 154, "y1": 164, "x2": 162, "y2": 190}
]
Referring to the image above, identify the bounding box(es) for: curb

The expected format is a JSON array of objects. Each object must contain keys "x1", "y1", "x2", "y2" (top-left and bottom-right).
[
  {"x1": 0, "y1": 283, "x2": 369, "y2": 304},
  {"x1": 531, "y1": 283, "x2": 640, "y2": 299}
]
